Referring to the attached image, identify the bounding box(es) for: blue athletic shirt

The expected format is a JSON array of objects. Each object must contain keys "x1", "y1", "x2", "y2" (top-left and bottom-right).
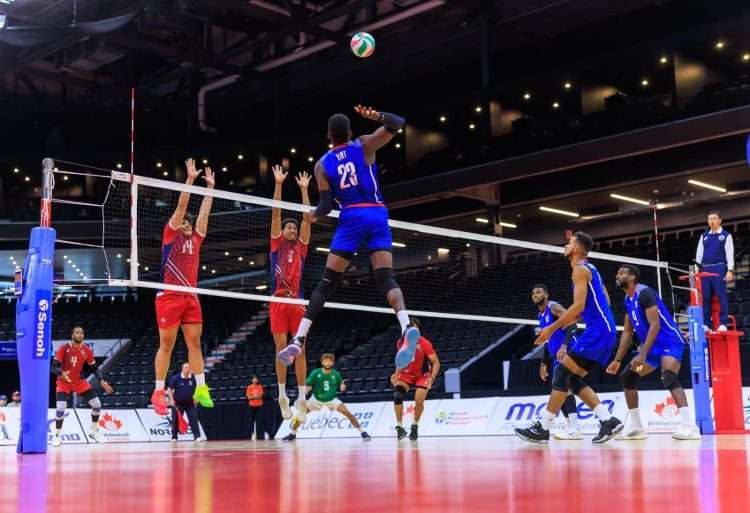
[
  {"x1": 578, "y1": 261, "x2": 616, "y2": 334},
  {"x1": 538, "y1": 301, "x2": 575, "y2": 357},
  {"x1": 624, "y1": 284, "x2": 684, "y2": 347},
  {"x1": 320, "y1": 139, "x2": 384, "y2": 209}
]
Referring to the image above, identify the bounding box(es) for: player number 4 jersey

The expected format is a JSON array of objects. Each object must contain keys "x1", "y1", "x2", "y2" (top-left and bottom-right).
[{"x1": 55, "y1": 342, "x2": 95, "y2": 383}]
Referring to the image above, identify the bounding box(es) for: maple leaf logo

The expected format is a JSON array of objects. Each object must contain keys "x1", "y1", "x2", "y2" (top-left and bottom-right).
[
  {"x1": 98, "y1": 412, "x2": 123, "y2": 431},
  {"x1": 654, "y1": 396, "x2": 678, "y2": 418},
  {"x1": 405, "y1": 404, "x2": 416, "y2": 415}
]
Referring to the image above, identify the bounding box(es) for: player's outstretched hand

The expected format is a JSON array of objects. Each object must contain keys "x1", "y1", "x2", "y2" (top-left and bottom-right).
[
  {"x1": 605, "y1": 360, "x2": 621, "y2": 375},
  {"x1": 354, "y1": 105, "x2": 381, "y2": 121},
  {"x1": 296, "y1": 171, "x2": 311, "y2": 189},
  {"x1": 203, "y1": 166, "x2": 215, "y2": 189},
  {"x1": 101, "y1": 380, "x2": 114, "y2": 395},
  {"x1": 272, "y1": 164, "x2": 288, "y2": 184},
  {"x1": 533, "y1": 326, "x2": 553, "y2": 345},
  {"x1": 185, "y1": 158, "x2": 202, "y2": 183}
]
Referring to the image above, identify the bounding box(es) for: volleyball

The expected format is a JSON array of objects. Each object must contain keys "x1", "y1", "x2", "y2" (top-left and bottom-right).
[{"x1": 350, "y1": 32, "x2": 375, "y2": 58}]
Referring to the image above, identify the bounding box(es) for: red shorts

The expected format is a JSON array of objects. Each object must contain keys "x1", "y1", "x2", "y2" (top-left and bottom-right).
[
  {"x1": 56, "y1": 380, "x2": 92, "y2": 396},
  {"x1": 155, "y1": 293, "x2": 203, "y2": 329},
  {"x1": 397, "y1": 371, "x2": 431, "y2": 389},
  {"x1": 270, "y1": 302, "x2": 306, "y2": 335}
]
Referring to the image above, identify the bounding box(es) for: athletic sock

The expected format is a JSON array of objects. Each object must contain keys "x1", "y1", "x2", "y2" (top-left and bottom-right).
[
  {"x1": 297, "y1": 386, "x2": 306, "y2": 400},
  {"x1": 357, "y1": 426, "x2": 365, "y2": 433},
  {"x1": 91, "y1": 420, "x2": 99, "y2": 433},
  {"x1": 396, "y1": 311, "x2": 411, "y2": 333},
  {"x1": 679, "y1": 407, "x2": 692, "y2": 427},
  {"x1": 593, "y1": 404, "x2": 612, "y2": 422},
  {"x1": 155, "y1": 380, "x2": 165, "y2": 391},
  {"x1": 629, "y1": 408, "x2": 643, "y2": 429},
  {"x1": 195, "y1": 373, "x2": 206, "y2": 386},
  {"x1": 278, "y1": 383, "x2": 286, "y2": 398},
  {"x1": 55, "y1": 428, "x2": 62, "y2": 437},
  {"x1": 295, "y1": 318, "x2": 312, "y2": 339},
  {"x1": 540, "y1": 409, "x2": 556, "y2": 430}
]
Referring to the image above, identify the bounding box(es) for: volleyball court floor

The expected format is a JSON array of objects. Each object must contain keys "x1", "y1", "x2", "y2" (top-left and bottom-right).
[{"x1": 2, "y1": 435, "x2": 749, "y2": 513}]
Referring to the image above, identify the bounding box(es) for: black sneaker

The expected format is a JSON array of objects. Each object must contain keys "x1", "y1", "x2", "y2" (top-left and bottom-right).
[
  {"x1": 361, "y1": 431, "x2": 372, "y2": 441},
  {"x1": 282, "y1": 433, "x2": 297, "y2": 442},
  {"x1": 514, "y1": 421, "x2": 550, "y2": 444},
  {"x1": 409, "y1": 424, "x2": 419, "y2": 441},
  {"x1": 592, "y1": 417, "x2": 624, "y2": 444},
  {"x1": 396, "y1": 426, "x2": 408, "y2": 441}
]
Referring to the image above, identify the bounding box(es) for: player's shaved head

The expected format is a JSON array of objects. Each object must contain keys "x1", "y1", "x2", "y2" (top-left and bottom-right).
[{"x1": 328, "y1": 114, "x2": 351, "y2": 145}]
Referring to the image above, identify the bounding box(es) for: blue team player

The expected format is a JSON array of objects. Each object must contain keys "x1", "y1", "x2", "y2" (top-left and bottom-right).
[
  {"x1": 277, "y1": 105, "x2": 420, "y2": 369},
  {"x1": 531, "y1": 284, "x2": 581, "y2": 440},
  {"x1": 606, "y1": 264, "x2": 700, "y2": 441},
  {"x1": 517, "y1": 231, "x2": 623, "y2": 444}
]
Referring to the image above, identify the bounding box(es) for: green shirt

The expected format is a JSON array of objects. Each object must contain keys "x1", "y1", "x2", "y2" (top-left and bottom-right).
[{"x1": 306, "y1": 368, "x2": 343, "y2": 402}]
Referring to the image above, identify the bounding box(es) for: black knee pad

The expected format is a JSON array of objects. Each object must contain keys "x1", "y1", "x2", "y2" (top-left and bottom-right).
[
  {"x1": 620, "y1": 368, "x2": 641, "y2": 390},
  {"x1": 551, "y1": 364, "x2": 574, "y2": 392},
  {"x1": 314, "y1": 268, "x2": 343, "y2": 298},
  {"x1": 661, "y1": 370, "x2": 680, "y2": 390},
  {"x1": 393, "y1": 385, "x2": 407, "y2": 405},
  {"x1": 374, "y1": 267, "x2": 400, "y2": 296},
  {"x1": 569, "y1": 375, "x2": 588, "y2": 395}
]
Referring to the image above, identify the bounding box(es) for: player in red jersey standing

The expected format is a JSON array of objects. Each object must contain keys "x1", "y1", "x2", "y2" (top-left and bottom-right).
[
  {"x1": 391, "y1": 319, "x2": 440, "y2": 441},
  {"x1": 269, "y1": 164, "x2": 312, "y2": 420},
  {"x1": 51, "y1": 326, "x2": 114, "y2": 446},
  {"x1": 151, "y1": 159, "x2": 215, "y2": 415}
]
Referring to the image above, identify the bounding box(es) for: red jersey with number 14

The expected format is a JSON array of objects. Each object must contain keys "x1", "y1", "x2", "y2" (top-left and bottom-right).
[
  {"x1": 396, "y1": 337, "x2": 436, "y2": 375},
  {"x1": 55, "y1": 342, "x2": 95, "y2": 384},
  {"x1": 270, "y1": 235, "x2": 308, "y2": 298},
  {"x1": 161, "y1": 224, "x2": 204, "y2": 295}
]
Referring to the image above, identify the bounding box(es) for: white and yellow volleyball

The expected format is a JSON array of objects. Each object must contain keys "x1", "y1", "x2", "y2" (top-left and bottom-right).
[{"x1": 350, "y1": 32, "x2": 375, "y2": 58}]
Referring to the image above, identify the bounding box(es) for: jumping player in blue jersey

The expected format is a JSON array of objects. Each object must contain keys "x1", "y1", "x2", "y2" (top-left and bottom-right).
[
  {"x1": 516, "y1": 232, "x2": 623, "y2": 444},
  {"x1": 606, "y1": 264, "x2": 700, "y2": 440},
  {"x1": 532, "y1": 284, "x2": 581, "y2": 440},
  {"x1": 277, "y1": 105, "x2": 420, "y2": 369}
]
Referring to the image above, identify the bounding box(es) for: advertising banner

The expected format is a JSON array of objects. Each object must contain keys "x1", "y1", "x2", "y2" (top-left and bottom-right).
[{"x1": 75, "y1": 409, "x2": 148, "y2": 443}]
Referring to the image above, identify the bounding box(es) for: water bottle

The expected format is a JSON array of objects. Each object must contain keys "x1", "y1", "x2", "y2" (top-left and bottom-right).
[{"x1": 14, "y1": 265, "x2": 22, "y2": 297}]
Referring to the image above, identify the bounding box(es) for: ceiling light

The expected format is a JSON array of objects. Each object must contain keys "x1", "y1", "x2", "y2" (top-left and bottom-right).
[
  {"x1": 308, "y1": 156, "x2": 314, "y2": 162},
  {"x1": 437, "y1": 248, "x2": 450, "y2": 255},
  {"x1": 660, "y1": 56, "x2": 668, "y2": 64},
  {"x1": 398, "y1": 128, "x2": 403, "y2": 133},
  {"x1": 162, "y1": 171, "x2": 168, "y2": 177},
  {"x1": 316, "y1": 247, "x2": 331, "y2": 253},
  {"x1": 202, "y1": 159, "x2": 208, "y2": 164},
  {"x1": 465, "y1": 243, "x2": 471, "y2": 247},
  {"x1": 688, "y1": 179, "x2": 726, "y2": 193},
  {"x1": 224, "y1": 251, "x2": 230, "y2": 256},
  {"x1": 290, "y1": 148, "x2": 296, "y2": 154},
  {"x1": 116, "y1": 254, "x2": 122, "y2": 258},
  {"x1": 468, "y1": 123, "x2": 476, "y2": 130},
  {"x1": 237, "y1": 154, "x2": 244, "y2": 160},
  {"x1": 392, "y1": 242, "x2": 406, "y2": 248},
  {"x1": 395, "y1": 143, "x2": 401, "y2": 149},
  {"x1": 116, "y1": 163, "x2": 123, "y2": 169},
  {"x1": 641, "y1": 79, "x2": 649, "y2": 87},
  {"x1": 743, "y1": 53, "x2": 750, "y2": 62},
  {"x1": 144, "y1": 266, "x2": 149, "y2": 271},
  {"x1": 552, "y1": 101, "x2": 560, "y2": 109},
  {"x1": 563, "y1": 82, "x2": 572, "y2": 90},
  {"x1": 63, "y1": 175, "x2": 69, "y2": 181},
  {"x1": 328, "y1": 144, "x2": 333, "y2": 149},
  {"x1": 202, "y1": 265, "x2": 206, "y2": 270},
  {"x1": 499, "y1": 222, "x2": 517, "y2": 229},
  {"x1": 474, "y1": 106, "x2": 482, "y2": 113},
  {"x1": 475, "y1": 217, "x2": 489, "y2": 223},
  {"x1": 439, "y1": 115, "x2": 447, "y2": 123},
  {"x1": 250, "y1": 261, "x2": 255, "y2": 266},
  {"x1": 238, "y1": 256, "x2": 243, "y2": 261},
  {"x1": 211, "y1": 269, "x2": 216, "y2": 274},
  {"x1": 221, "y1": 166, "x2": 228, "y2": 172},
  {"x1": 255, "y1": 285, "x2": 268, "y2": 291},
  {"x1": 24, "y1": 177, "x2": 30, "y2": 182},
  {"x1": 610, "y1": 193, "x2": 650, "y2": 206},
  {"x1": 523, "y1": 92, "x2": 531, "y2": 101},
  {"x1": 715, "y1": 41, "x2": 725, "y2": 50},
  {"x1": 156, "y1": 162, "x2": 162, "y2": 168},
  {"x1": 539, "y1": 206, "x2": 580, "y2": 218},
  {"x1": 13, "y1": 168, "x2": 19, "y2": 173}
]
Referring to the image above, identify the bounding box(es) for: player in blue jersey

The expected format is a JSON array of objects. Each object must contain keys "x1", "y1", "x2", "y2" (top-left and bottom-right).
[
  {"x1": 276, "y1": 105, "x2": 420, "y2": 369},
  {"x1": 606, "y1": 264, "x2": 700, "y2": 440},
  {"x1": 516, "y1": 232, "x2": 623, "y2": 444},
  {"x1": 532, "y1": 284, "x2": 581, "y2": 440}
]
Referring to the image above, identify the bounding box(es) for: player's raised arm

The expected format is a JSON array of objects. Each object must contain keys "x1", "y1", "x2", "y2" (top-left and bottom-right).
[
  {"x1": 271, "y1": 164, "x2": 288, "y2": 238},
  {"x1": 355, "y1": 105, "x2": 405, "y2": 163},
  {"x1": 195, "y1": 167, "x2": 215, "y2": 237},
  {"x1": 296, "y1": 171, "x2": 312, "y2": 244},
  {"x1": 534, "y1": 266, "x2": 590, "y2": 345},
  {"x1": 170, "y1": 158, "x2": 201, "y2": 229},
  {"x1": 308, "y1": 161, "x2": 332, "y2": 224}
]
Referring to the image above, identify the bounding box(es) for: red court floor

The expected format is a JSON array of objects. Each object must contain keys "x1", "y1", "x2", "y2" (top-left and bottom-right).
[{"x1": 2, "y1": 436, "x2": 750, "y2": 513}]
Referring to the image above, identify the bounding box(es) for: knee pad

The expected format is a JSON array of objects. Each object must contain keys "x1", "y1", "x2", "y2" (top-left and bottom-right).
[
  {"x1": 55, "y1": 401, "x2": 67, "y2": 418},
  {"x1": 661, "y1": 370, "x2": 680, "y2": 390},
  {"x1": 88, "y1": 396, "x2": 102, "y2": 413},
  {"x1": 551, "y1": 364, "x2": 574, "y2": 392},
  {"x1": 569, "y1": 375, "x2": 588, "y2": 395},
  {"x1": 620, "y1": 368, "x2": 641, "y2": 390},
  {"x1": 314, "y1": 268, "x2": 343, "y2": 298},
  {"x1": 374, "y1": 267, "x2": 400, "y2": 296},
  {"x1": 393, "y1": 385, "x2": 407, "y2": 405}
]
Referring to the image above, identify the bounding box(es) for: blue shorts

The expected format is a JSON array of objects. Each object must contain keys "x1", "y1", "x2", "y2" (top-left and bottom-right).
[
  {"x1": 569, "y1": 325, "x2": 616, "y2": 366},
  {"x1": 644, "y1": 339, "x2": 686, "y2": 369},
  {"x1": 330, "y1": 206, "x2": 392, "y2": 254}
]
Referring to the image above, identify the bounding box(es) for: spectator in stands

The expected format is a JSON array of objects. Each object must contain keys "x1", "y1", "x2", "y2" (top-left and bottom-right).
[
  {"x1": 245, "y1": 375, "x2": 266, "y2": 440},
  {"x1": 7, "y1": 391, "x2": 20, "y2": 407},
  {"x1": 167, "y1": 363, "x2": 205, "y2": 442},
  {"x1": 695, "y1": 210, "x2": 734, "y2": 331},
  {"x1": 0, "y1": 394, "x2": 7, "y2": 407}
]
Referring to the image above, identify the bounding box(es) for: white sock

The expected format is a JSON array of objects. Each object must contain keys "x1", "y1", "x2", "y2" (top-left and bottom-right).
[
  {"x1": 295, "y1": 318, "x2": 312, "y2": 339},
  {"x1": 357, "y1": 426, "x2": 365, "y2": 433},
  {"x1": 566, "y1": 414, "x2": 579, "y2": 429},
  {"x1": 278, "y1": 383, "x2": 286, "y2": 398},
  {"x1": 540, "y1": 409, "x2": 556, "y2": 430},
  {"x1": 594, "y1": 404, "x2": 612, "y2": 421},
  {"x1": 195, "y1": 373, "x2": 206, "y2": 386},
  {"x1": 55, "y1": 428, "x2": 62, "y2": 437},
  {"x1": 629, "y1": 408, "x2": 643, "y2": 429},
  {"x1": 396, "y1": 422, "x2": 403, "y2": 429},
  {"x1": 91, "y1": 420, "x2": 99, "y2": 433},
  {"x1": 155, "y1": 380, "x2": 165, "y2": 391},
  {"x1": 298, "y1": 386, "x2": 306, "y2": 400},
  {"x1": 679, "y1": 406, "x2": 692, "y2": 427},
  {"x1": 396, "y1": 310, "x2": 411, "y2": 333}
]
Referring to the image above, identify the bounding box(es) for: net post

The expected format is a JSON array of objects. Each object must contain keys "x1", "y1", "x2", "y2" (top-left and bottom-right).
[
  {"x1": 685, "y1": 264, "x2": 714, "y2": 435},
  {"x1": 40, "y1": 158, "x2": 54, "y2": 228},
  {"x1": 130, "y1": 175, "x2": 139, "y2": 283}
]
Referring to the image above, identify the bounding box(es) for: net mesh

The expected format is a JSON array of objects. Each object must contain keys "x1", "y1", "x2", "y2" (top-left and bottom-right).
[{"x1": 97, "y1": 172, "x2": 674, "y2": 326}]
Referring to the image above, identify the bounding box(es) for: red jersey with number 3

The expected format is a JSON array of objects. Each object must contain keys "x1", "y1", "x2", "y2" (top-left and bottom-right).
[
  {"x1": 396, "y1": 337, "x2": 436, "y2": 375},
  {"x1": 161, "y1": 224, "x2": 204, "y2": 295},
  {"x1": 270, "y1": 235, "x2": 308, "y2": 298},
  {"x1": 55, "y1": 342, "x2": 95, "y2": 384}
]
